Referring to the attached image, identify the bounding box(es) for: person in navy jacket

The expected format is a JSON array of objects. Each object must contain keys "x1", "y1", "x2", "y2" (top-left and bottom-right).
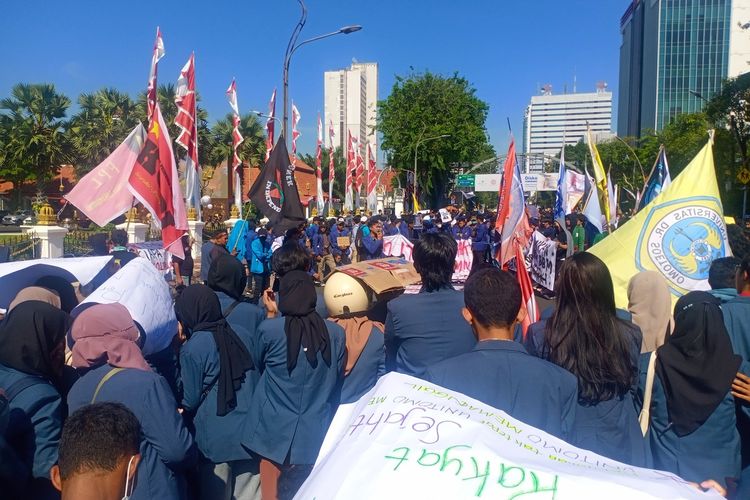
[
  {"x1": 175, "y1": 285, "x2": 260, "y2": 499},
  {"x1": 245, "y1": 244, "x2": 346, "y2": 500},
  {"x1": 0, "y1": 301, "x2": 69, "y2": 500},
  {"x1": 360, "y1": 219, "x2": 384, "y2": 261},
  {"x1": 522, "y1": 252, "x2": 648, "y2": 467},
  {"x1": 471, "y1": 215, "x2": 490, "y2": 272},
  {"x1": 330, "y1": 218, "x2": 351, "y2": 264},
  {"x1": 451, "y1": 215, "x2": 472, "y2": 241},
  {"x1": 67, "y1": 303, "x2": 197, "y2": 500},
  {"x1": 385, "y1": 232, "x2": 475, "y2": 377},
  {"x1": 426, "y1": 268, "x2": 577, "y2": 441},
  {"x1": 207, "y1": 254, "x2": 267, "y2": 336},
  {"x1": 398, "y1": 215, "x2": 414, "y2": 240}
]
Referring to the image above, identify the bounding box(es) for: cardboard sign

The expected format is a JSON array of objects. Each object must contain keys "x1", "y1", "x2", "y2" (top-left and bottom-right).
[
  {"x1": 337, "y1": 236, "x2": 352, "y2": 248},
  {"x1": 0, "y1": 256, "x2": 113, "y2": 311},
  {"x1": 530, "y1": 231, "x2": 556, "y2": 291},
  {"x1": 295, "y1": 373, "x2": 716, "y2": 500},
  {"x1": 77, "y1": 257, "x2": 177, "y2": 356},
  {"x1": 332, "y1": 258, "x2": 420, "y2": 295}
]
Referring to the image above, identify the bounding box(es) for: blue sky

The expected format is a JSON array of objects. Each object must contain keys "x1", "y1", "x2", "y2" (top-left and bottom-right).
[{"x1": 0, "y1": 0, "x2": 627, "y2": 158}]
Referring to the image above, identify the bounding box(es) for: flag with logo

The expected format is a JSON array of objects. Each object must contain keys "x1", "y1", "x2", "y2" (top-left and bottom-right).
[
  {"x1": 637, "y1": 145, "x2": 672, "y2": 212},
  {"x1": 64, "y1": 124, "x2": 146, "y2": 226},
  {"x1": 589, "y1": 137, "x2": 730, "y2": 308},
  {"x1": 226, "y1": 79, "x2": 244, "y2": 211},
  {"x1": 128, "y1": 28, "x2": 187, "y2": 259},
  {"x1": 247, "y1": 136, "x2": 305, "y2": 233},
  {"x1": 175, "y1": 53, "x2": 201, "y2": 219}
]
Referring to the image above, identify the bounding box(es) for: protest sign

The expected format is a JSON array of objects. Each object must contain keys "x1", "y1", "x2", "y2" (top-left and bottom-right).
[
  {"x1": 78, "y1": 257, "x2": 176, "y2": 356},
  {"x1": 0, "y1": 256, "x2": 113, "y2": 311},
  {"x1": 128, "y1": 241, "x2": 173, "y2": 279},
  {"x1": 296, "y1": 373, "x2": 717, "y2": 500},
  {"x1": 332, "y1": 257, "x2": 420, "y2": 295},
  {"x1": 530, "y1": 231, "x2": 556, "y2": 291},
  {"x1": 453, "y1": 239, "x2": 473, "y2": 282},
  {"x1": 383, "y1": 234, "x2": 414, "y2": 262},
  {"x1": 439, "y1": 208, "x2": 453, "y2": 223}
]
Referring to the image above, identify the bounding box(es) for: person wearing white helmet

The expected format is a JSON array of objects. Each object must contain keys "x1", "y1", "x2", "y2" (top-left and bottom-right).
[{"x1": 324, "y1": 273, "x2": 385, "y2": 403}]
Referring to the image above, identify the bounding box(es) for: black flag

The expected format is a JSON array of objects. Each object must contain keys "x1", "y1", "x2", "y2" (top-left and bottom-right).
[{"x1": 248, "y1": 135, "x2": 305, "y2": 233}]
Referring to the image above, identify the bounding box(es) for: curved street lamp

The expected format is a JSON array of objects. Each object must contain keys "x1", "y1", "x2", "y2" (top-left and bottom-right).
[{"x1": 281, "y1": 0, "x2": 361, "y2": 140}]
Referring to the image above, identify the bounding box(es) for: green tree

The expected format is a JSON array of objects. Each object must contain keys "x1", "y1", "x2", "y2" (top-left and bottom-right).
[
  {"x1": 378, "y1": 71, "x2": 494, "y2": 208},
  {"x1": 706, "y1": 72, "x2": 750, "y2": 173},
  {"x1": 67, "y1": 88, "x2": 139, "y2": 173},
  {"x1": 209, "y1": 113, "x2": 266, "y2": 168},
  {"x1": 0, "y1": 83, "x2": 73, "y2": 204}
]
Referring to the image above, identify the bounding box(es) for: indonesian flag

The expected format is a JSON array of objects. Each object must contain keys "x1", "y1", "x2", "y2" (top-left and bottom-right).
[
  {"x1": 175, "y1": 52, "x2": 201, "y2": 219},
  {"x1": 344, "y1": 130, "x2": 354, "y2": 211},
  {"x1": 495, "y1": 137, "x2": 531, "y2": 266},
  {"x1": 514, "y1": 241, "x2": 538, "y2": 338},
  {"x1": 128, "y1": 28, "x2": 187, "y2": 259},
  {"x1": 328, "y1": 119, "x2": 335, "y2": 213},
  {"x1": 265, "y1": 88, "x2": 276, "y2": 161},
  {"x1": 226, "y1": 79, "x2": 244, "y2": 211},
  {"x1": 316, "y1": 114, "x2": 324, "y2": 213},
  {"x1": 366, "y1": 142, "x2": 378, "y2": 211},
  {"x1": 495, "y1": 138, "x2": 516, "y2": 233},
  {"x1": 291, "y1": 103, "x2": 301, "y2": 166}
]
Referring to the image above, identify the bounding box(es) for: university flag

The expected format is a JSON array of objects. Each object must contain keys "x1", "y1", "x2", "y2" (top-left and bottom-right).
[
  {"x1": 64, "y1": 124, "x2": 146, "y2": 227},
  {"x1": 175, "y1": 53, "x2": 201, "y2": 219},
  {"x1": 589, "y1": 137, "x2": 730, "y2": 308},
  {"x1": 128, "y1": 103, "x2": 188, "y2": 259},
  {"x1": 586, "y1": 125, "x2": 611, "y2": 224},
  {"x1": 226, "y1": 79, "x2": 244, "y2": 211},
  {"x1": 554, "y1": 146, "x2": 567, "y2": 221},
  {"x1": 494, "y1": 138, "x2": 531, "y2": 266},
  {"x1": 328, "y1": 119, "x2": 335, "y2": 213},
  {"x1": 316, "y1": 114, "x2": 324, "y2": 214},
  {"x1": 515, "y1": 241, "x2": 538, "y2": 338},
  {"x1": 582, "y1": 170, "x2": 604, "y2": 233},
  {"x1": 265, "y1": 88, "x2": 276, "y2": 161},
  {"x1": 637, "y1": 145, "x2": 672, "y2": 212},
  {"x1": 565, "y1": 170, "x2": 586, "y2": 212},
  {"x1": 366, "y1": 142, "x2": 378, "y2": 211},
  {"x1": 291, "y1": 103, "x2": 301, "y2": 165},
  {"x1": 247, "y1": 135, "x2": 305, "y2": 233},
  {"x1": 344, "y1": 130, "x2": 354, "y2": 211}
]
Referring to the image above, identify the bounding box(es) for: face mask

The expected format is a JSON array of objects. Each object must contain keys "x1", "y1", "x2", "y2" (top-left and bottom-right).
[{"x1": 122, "y1": 455, "x2": 136, "y2": 500}]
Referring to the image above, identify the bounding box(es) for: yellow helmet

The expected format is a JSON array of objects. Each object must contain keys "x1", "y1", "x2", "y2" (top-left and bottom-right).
[{"x1": 324, "y1": 272, "x2": 371, "y2": 317}]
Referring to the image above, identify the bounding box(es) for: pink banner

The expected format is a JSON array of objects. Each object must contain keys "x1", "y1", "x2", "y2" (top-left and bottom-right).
[{"x1": 64, "y1": 124, "x2": 145, "y2": 226}]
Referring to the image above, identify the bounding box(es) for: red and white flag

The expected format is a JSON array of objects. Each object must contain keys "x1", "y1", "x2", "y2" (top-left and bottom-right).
[
  {"x1": 146, "y1": 28, "x2": 165, "y2": 121},
  {"x1": 344, "y1": 130, "x2": 354, "y2": 211},
  {"x1": 265, "y1": 88, "x2": 276, "y2": 161},
  {"x1": 315, "y1": 114, "x2": 324, "y2": 214},
  {"x1": 354, "y1": 137, "x2": 365, "y2": 197},
  {"x1": 226, "y1": 79, "x2": 244, "y2": 211},
  {"x1": 128, "y1": 28, "x2": 187, "y2": 259},
  {"x1": 494, "y1": 137, "x2": 531, "y2": 266},
  {"x1": 514, "y1": 241, "x2": 539, "y2": 338},
  {"x1": 291, "y1": 103, "x2": 301, "y2": 166},
  {"x1": 366, "y1": 142, "x2": 378, "y2": 211},
  {"x1": 328, "y1": 119, "x2": 335, "y2": 213},
  {"x1": 175, "y1": 52, "x2": 201, "y2": 219}
]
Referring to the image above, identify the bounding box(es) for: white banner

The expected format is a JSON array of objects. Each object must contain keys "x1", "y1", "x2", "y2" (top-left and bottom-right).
[
  {"x1": 77, "y1": 257, "x2": 177, "y2": 356},
  {"x1": 0, "y1": 256, "x2": 113, "y2": 311},
  {"x1": 383, "y1": 234, "x2": 414, "y2": 262},
  {"x1": 475, "y1": 173, "x2": 560, "y2": 193},
  {"x1": 128, "y1": 241, "x2": 173, "y2": 279},
  {"x1": 453, "y1": 239, "x2": 473, "y2": 281},
  {"x1": 296, "y1": 373, "x2": 716, "y2": 500},
  {"x1": 530, "y1": 231, "x2": 556, "y2": 291}
]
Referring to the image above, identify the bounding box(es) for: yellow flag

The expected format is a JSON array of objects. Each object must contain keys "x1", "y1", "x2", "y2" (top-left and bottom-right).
[
  {"x1": 587, "y1": 127, "x2": 611, "y2": 224},
  {"x1": 413, "y1": 193, "x2": 420, "y2": 213},
  {"x1": 589, "y1": 138, "x2": 730, "y2": 308}
]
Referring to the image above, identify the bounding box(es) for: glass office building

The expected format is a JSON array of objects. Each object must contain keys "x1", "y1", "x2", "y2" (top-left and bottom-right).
[{"x1": 618, "y1": 0, "x2": 750, "y2": 137}]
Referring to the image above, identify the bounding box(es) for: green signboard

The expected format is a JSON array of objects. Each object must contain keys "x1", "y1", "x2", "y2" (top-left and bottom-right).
[{"x1": 456, "y1": 174, "x2": 475, "y2": 187}]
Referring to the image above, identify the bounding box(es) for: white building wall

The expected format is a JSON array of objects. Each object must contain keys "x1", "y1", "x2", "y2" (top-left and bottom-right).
[{"x1": 729, "y1": 2, "x2": 750, "y2": 78}]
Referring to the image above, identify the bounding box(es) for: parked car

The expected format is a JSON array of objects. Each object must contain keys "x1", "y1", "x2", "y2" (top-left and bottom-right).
[{"x1": 2, "y1": 211, "x2": 30, "y2": 226}]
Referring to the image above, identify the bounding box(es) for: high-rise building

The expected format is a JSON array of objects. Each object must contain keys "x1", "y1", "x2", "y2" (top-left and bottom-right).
[
  {"x1": 324, "y1": 61, "x2": 378, "y2": 159},
  {"x1": 618, "y1": 0, "x2": 750, "y2": 137},
  {"x1": 523, "y1": 85, "x2": 613, "y2": 173}
]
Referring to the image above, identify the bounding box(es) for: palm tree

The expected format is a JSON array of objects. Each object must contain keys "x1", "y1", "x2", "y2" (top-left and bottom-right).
[
  {"x1": 0, "y1": 83, "x2": 73, "y2": 204},
  {"x1": 67, "y1": 88, "x2": 139, "y2": 173},
  {"x1": 209, "y1": 113, "x2": 266, "y2": 168}
]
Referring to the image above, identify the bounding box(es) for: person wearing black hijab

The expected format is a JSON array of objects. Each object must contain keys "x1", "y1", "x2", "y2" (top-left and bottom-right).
[
  {"x1": 175, "y1": 284, "x2": 260, "y2": 499},
  {"x1": 638, "y1": 291, "x2": 741, "y2": 487},
  {"x1": 0, "y1": 301, "x2": 69, "y2": 499},
  {"x1": 246, "y1": 245, "x2": 346, "y2": 500}
]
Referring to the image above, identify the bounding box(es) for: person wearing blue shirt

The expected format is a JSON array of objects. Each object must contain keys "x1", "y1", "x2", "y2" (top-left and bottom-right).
[
  {"x1": 471, "y1": 215, "x2": 490, "y2": 272},
  {"x1": 248, "y1": 229, "x2": 273, "y2": 304},
  {"x1": 399, "y1": 216, "x2": 414, "y2": 240},
  {"x1": 330, "y1": 219, "x2": 351, "y2": 265},
  {"x1": 360, "y1": 219, "x2": 384, "y2": 261},
  {"x1": 67, "y1": 303, "x2": 197, "y2": 500},
  {"x1": 175, "y1": 285, "x2": 261, "y2": 500},
  {"x1": 245, "y1": 244, "x2": 346, "y2": 500},
  {"x1": 522, "y1": 252, "x2": 648, "y2": 467},
  {"x1": 312, "y1": 223, "x2": 337, "y2": 281},
  {"x1": 451, "y1": 216, "x2": 472, "y2": 241},
  {"x1": 385, "y1": 233, "x2": 475, "y2": 377},
  {"x1": 426, "y1": 268, "x2": 578, "y2": 441},
  {"x1": 0, "y1": 302, "x2": 69, "y2": 500}
]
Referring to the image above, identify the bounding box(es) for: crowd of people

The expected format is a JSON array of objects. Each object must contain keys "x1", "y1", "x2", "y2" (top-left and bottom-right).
[{"x1": 1, "y1": 207, "x2": 750, "y2": 499}]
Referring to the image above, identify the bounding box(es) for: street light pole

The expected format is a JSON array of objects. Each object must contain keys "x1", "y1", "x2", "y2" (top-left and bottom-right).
[
  {"x1": 281, "y1": 0, "x2": 361, "y2": 140},
  {"x1": 413, "y1": 134, "x2": 450, "y2": 208},
  {"x1": 252, "y1": 110, "x2": 283, "y2": 130}
]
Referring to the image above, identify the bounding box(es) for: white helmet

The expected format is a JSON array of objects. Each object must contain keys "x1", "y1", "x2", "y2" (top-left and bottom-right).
[{"x1": 324, "y1": 272, "x2": 371, "y2": 317}]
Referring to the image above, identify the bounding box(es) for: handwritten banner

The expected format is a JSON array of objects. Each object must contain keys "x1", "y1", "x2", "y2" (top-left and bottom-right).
[
  {"x1": 296, "y1": 373, "x2": 717, "y2": 500},
  {"x1": 530, "y1": 231, "x2": 556, "y2": 291},
  {"x1": 383, "y1": 234, "x2": 414, "y2": 262},
  {"x1": 128, "y1": 241, "x2": 173, "y2": 279},
  {"x1": 77, "y1": 257, "x2": 176, "y2": 356},
  {"x1": 452, "y1": 239, "x2": 473, "y2": 282}
]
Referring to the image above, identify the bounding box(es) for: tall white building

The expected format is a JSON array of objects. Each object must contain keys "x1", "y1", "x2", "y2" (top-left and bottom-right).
[
  {"x1": 324, "y1": 61, "x2": 378, "y2": 159},
  {"x1": 523, "y1": 85, "x2": 613, "y2": 173}
]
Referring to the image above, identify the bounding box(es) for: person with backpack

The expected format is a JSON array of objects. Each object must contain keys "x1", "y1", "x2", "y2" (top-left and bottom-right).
[{"x1": 0, "y1": 301, "x2": 69, "y2": 499}]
